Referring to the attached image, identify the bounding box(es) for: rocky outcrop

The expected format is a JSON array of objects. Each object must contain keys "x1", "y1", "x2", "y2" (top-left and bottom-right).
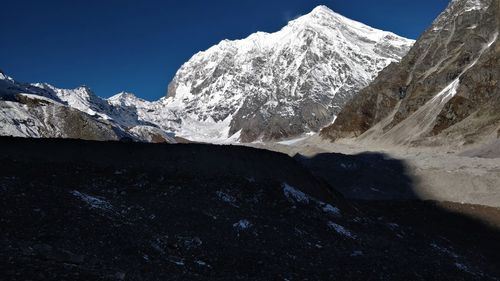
[
  {"x1": 0, "y1": 94, "x2": 123, "y2": 141},
  {"x1": 321, "y1": 0, "x2": 499, "y2": 146}
]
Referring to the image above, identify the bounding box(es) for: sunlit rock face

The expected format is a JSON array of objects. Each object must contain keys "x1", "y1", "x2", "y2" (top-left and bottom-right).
[{"x1": 321, "y1": 0, "x2": 500, "y2": 146}]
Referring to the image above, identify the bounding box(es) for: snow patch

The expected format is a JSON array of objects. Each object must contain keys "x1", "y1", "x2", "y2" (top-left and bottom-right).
[
  {"x1": 328, "y1": 222, "x2": 356, "y2": 239},
  {"x1": 16, "y1": 93, "x2": 63, "y2": 105},
  {"x1": 430, "y1": 243, "x2": 459, "y2": 259},
  {"x1": 282, "y1": 183, "x2": 342, "y2": 216},
  {"x1": 233, "y1": 219, "x2": 252, "y2": 231},
  {"x1": 71, "y1": 191, "x2": 112, "y2": 210},
  {"x1": 350, "y1": 250, "x2": 364, "y2": 257},
  {"x1": 283, "y1": 183, "x2": 310, "y2": 204},
  {"x1": 321, "y1": 203, "x2": 341, "y2": 216},
  {"x1": 216, "y1": 191, "x2": 238, "y2": 207},
  {"x1": 277, "y1": 136, "x2": 309, "y2": 146}
]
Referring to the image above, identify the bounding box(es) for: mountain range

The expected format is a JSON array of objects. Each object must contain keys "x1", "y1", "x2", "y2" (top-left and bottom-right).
[
  {"x1": 0, "y1": 6, "x2": 413, "y2": 143},
  {"x1": 1, "y1": 0, "x2": 497, "y2": 151},
  {"x1": 2, "y1": 1, "x2": 500, "y2": 279}
]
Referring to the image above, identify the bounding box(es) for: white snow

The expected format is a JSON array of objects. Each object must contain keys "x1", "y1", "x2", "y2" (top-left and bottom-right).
[
  {"x1": 0, "y1": 72, "x2": 14, "y2": 82},
  {"x1": 430, "y1": 243, "x2": 460, "y2": 259},
  {"x1": 461, "y1": 0, "x2": 486, "y2": 12},
  {"x1": 321, "y1": 203, "x2": 341, "y2": 216},
  {"x1": 71, "y1": 190, "x2": 113, "y2": 210},
  {"x1": 195, "y1": 260, "x2": 209, "y2": 267},
  {"x1": 156, "y1": 5, "x2": 413, "y2": 143},
  {"x1": 277, "y1": 136, "x2": 309, "y2": 145},
  {"x1": 0, "y1": 102, "x2": 42, "y2": 137},
  {"x1": 33, "y1": 84, "x2": 113, "y2": 120},
  {"x1": 433, "y1": 0, "x2": 490, "y2": 31},
  {"x1": 327, "y1": 222, "x2": 356, "y2": 239},
  {"x1": 455, "y1": 262, "x2": 473, "y2": 273},
  {"x1": 433, "y1": 79, "x2": 460, "y2": 103},
  {"x1": 216, "y1": 191, "x2": 235, "y2": 203},
  {"x1": 16, "y1": 93, "x2": 63, "y2": 105},
  {"x1": 282, "y1": 183, "x2": 342, "y2": 216},
  {"x1": 433, "y1": 31, "x2": 498, "y2": 104},
  {"x1": 233, "y1": 219, "x2": 252, "y2": 230},
  {"x1": 128, "y1": 125, "x2": 176, "y2": 143},
  {"x1": 351, "y1": 250, "x2": 364, "y2": 257},
  {"x1": 283, "y1": 183, "x2": 310, "y2": 204}
]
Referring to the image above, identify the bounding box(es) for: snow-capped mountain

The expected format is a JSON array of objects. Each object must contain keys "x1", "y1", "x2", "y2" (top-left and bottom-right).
[
  {"x1": 0, "y1": 74, "x2": 175, "y2": 143},
  {"x1": 162, "y1": 6, "x2": 414, "y2": 142},
  {"x1": 321, "y1": 0, "x2": 499, "y2": 147},
  {"x1": 0, "y1": 5, "x2": 414, "y2": 143}
]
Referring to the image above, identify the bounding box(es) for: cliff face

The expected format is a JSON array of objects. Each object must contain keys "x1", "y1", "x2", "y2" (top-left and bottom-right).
[{"x1": 321, "y1": 0, "x2": 499, "y2": 146}]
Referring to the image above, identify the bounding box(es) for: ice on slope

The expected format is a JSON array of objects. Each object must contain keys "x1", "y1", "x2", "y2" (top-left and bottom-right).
[
  {"x1": 282, "y1": 183, "x2": 342, "y2": 216},
  {"x1": 0, "y1": 101, "x2": 43, "y2": 137},
  {"x1": 433, "y1": 0, "x2": 491, "y2": 30},
  {"x1": 328, "y1": 222, "x2": 356, "y2": 239},
  {"x1": 33, "y1": 83, "x2": 112, "y2": 120},
  {"x1": 71, "y1": 190, "x2": 113, "y2": 210},
  {"x1": 283, "y1": 183, "x2": 311, "y2": 204},
  {"x1": 0, "y1": 72, "x2": 15, "y2": 83}
]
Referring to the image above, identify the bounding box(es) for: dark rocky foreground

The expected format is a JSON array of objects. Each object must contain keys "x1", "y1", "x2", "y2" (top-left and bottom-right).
[{"x1": 1, "y1": 137, "x2": 500, "y2": 280}]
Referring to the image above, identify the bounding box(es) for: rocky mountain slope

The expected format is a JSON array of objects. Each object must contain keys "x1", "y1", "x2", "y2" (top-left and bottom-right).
[
  {"x1": 2, "y1": 136, "x2": 500, "y2": 280},
  {"x1": 321, "y1": 0, "x2": 500, "y2": 148},
  {"x1": 0, "y1": 72, "x2": 176, "y2": 143},
  {"x1": 163, "y1": 6, "x2": 413, "y2": 142}
]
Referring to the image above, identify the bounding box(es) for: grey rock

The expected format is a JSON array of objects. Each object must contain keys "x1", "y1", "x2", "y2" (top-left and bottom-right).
[{"x1": 322, "y1": 0, "x2": 499, "y2": 147}]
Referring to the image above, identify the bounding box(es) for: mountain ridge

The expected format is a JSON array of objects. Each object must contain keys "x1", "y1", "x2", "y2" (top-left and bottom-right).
[
  {"x1": 321, "y1": 0, "x2": 499, "y2": 148},
  {"x1": 0, "y1": 5, "x2": 414, "y2": 143}
]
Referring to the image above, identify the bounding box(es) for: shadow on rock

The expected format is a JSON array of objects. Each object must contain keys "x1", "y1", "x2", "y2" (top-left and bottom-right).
[{"x1": 294, "y1": 152, "x2": 417, "y2": 200}]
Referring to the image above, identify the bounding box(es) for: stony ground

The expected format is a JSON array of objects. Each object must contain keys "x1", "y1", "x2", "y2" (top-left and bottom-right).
[
  {"x1": 250, "y1": 134, "x2": 500, "y2": 207},
  {"x1": 1, "y1": 137, "x2": 500, "y2": 280}
]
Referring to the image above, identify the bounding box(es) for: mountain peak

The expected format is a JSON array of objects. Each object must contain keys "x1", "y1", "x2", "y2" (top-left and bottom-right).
[
  {"x1": 309, "y1": 5, "x2": 335, "y2": 15},
  {"x1": 296, "y1": 5, "x2": 407, "y2": 42},
  {"x1": 0, "y1": 71, "x2": 12, "y2": 82},
  {"x1": 164, "y1": 7, "x2": 414, "y2": 142},
  {"x1": 295, "y1": 5, "x2": 339, "y2": 24},
  {"x1": 109, "y1": 92, "x2": 141, "y2": 102}
]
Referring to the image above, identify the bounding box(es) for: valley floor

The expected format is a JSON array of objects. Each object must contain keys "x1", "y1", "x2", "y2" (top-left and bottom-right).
[{"x1": 249, "y1": 135, "x2": 500, "y2": 208}]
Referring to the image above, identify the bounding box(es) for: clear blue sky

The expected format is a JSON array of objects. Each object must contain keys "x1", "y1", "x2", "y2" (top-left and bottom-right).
[{"x1": 0, "y1": 0, "x2": 450, "y2": 101}]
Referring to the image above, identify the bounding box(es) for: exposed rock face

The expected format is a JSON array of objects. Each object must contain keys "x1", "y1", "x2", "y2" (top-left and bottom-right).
[
  {"x1": 163, "y1": 6, "x2": 413, "y2": 142},
  {"x1": 321, "y1": 0, "x2": 499, "y2": 146},
  {"x1": 0, "y1": 97, "x2": 123, "y2": 141}
]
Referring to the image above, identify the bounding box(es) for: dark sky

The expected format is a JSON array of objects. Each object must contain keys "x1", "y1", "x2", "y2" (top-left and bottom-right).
[{"x1": 0, "y1": 0, "x2": 450, "y2": 101}]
